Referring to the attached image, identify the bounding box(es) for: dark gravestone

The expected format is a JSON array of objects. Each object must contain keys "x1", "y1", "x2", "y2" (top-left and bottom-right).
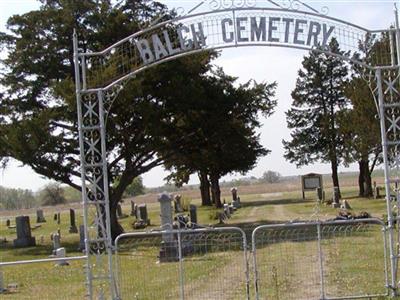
[
  {"x1": 69, "y1": 209, "x2": 78, "y2": 233},
  {"x1": 78, "y1": 225, "x2": 86, "y2": 252},
  {"x1": 54, "y1": 213, "x2": 58, "y2": 221},
  {"x1": 231, "y1": 187, "x2": 238, "y2": 201},
  {"x1": 130, "y1": 200, "x2": 136, "y2": 216},
  {"x1": 36, "y1": 209, "x2": 46, "y2": 223},
  {"x1": 189, "y1": 205, "x2": 197, "y2": 225},
  {"x1": 138, "y1": 204, "x2": 150, "y2": 225},
  {"x1": 13, "y1": 216, "x2": 36, "y2": 248},
  {"x1": 316, "y1": 187, "x2": 323, "y2": 201},
  {"x1": 117, "y1": 203, "x2": 128, "y2": 219},
  {"x1": 6, "y1": 219, "x2": 10, "y2": 227}
]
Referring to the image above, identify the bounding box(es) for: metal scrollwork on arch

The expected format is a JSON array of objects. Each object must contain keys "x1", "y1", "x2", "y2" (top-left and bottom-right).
[
  {"x1": 281, "y1": 0, "x2": 329, "y2": 16},
  {"x1": 208, "y1": 0, "x2": 257, "y2": 10}
]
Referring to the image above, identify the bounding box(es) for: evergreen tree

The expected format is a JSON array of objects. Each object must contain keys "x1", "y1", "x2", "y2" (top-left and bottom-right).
[
  {"x1": 283, "y1": 39, "x2": 349, "y2": 196},
  {"x1": 341, "y1": 77, "x2": 381, "y2": 197}
]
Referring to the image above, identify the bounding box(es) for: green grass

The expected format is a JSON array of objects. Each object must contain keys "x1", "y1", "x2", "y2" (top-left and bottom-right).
[{"x1": 0, "y1": 182, "x2": 396, "y2": 299}]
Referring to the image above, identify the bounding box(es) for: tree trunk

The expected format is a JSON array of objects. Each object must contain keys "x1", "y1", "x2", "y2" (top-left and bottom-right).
[
  {"x1": 358, "y1": 160, "x2": 365, "y2": 197},
  {"x1": 199, "y1": 171, "x2": 212, "y2": 206},
  {"x1": 210, "y1": 173, "x2": 222, "y2": 208},
  {"x1": 363, "y1": 159, "x2": 373, "y2": 197},
  {"x1": 109, "y1": 201, "x2": 124, "y2": 242},
  {"x1": 331, "y1": 159, "x2": 341, "y2": 199}
]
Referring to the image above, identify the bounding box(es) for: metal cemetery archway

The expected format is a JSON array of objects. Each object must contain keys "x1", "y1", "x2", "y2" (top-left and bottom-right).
[{"x1": 73, "y1": 1, "x2": 400, "y2": 298}]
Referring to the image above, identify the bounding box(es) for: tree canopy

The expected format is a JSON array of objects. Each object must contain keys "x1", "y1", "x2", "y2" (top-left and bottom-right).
[{"x1": 283, "y1": 39, "x2": 349, "y2": 195}]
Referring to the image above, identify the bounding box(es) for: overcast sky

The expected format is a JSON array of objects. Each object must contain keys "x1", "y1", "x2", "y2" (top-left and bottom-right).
[{"x1": 0, "y1": 0, "x2": 397, "y2": 190}]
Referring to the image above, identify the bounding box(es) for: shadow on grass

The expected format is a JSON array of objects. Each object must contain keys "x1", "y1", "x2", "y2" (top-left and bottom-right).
[
  {"x1": 0, "y1": 240, "x2": 81, "y2": 259},
  {"x1": 241, "y1": 198, "x2": 312, "y2": 207}
]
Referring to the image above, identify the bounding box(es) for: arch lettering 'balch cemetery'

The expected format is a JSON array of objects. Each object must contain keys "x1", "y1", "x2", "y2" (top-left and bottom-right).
[
  {"x1": 135, "y1": 16, "x2": 335, "y2": 64},
  {"x1": 73, "y1": 1, "x2": 400, "y2": 299}
]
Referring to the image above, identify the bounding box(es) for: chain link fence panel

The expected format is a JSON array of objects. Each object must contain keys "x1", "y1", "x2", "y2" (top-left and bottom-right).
[
  {"x1": 252, "y1": 219, "x2": 389, "y2": 300},
  {"x1": 115, "y1": 227, "x2": 249, "y2": 300}
]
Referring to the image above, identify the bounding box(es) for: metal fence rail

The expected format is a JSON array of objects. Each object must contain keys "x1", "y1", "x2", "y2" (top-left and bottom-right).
[
  {"x1": 252, "y1": 218, "x2": 389, "y2": 300},
  {"x1": 0, "y1": 256, "x2": 87, "y2": 299},
  {"x1": 115, "y1": 227, "x2": 249, "y2": 300}
]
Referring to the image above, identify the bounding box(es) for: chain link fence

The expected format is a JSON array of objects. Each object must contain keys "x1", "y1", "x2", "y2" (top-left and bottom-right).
[
  {"x1": 0, "y1": 256, "x2": 87, "y2": 299},
  {"x1": 252, "y1": 218, "x2": 389, "y2": 300},
  {"x1": 0, "y1": 219, "x2": 391, "y2": 299},
  {"x1": 115, "y1": 227, "x2": 249, "y2": 300}
]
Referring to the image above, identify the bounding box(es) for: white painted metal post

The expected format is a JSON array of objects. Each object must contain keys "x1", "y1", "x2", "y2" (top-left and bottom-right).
[
  {"x1": 177, "y1": 230, "x2": 185, "y2": 300},
  {"x1": 376, "y1": 68, "x2": 398, "y2": 295},
  {"x1": 73, "y1": 29, "x2": 93, "y2": 300},
  {"x1": 98, "y1": 89, "x2": 117, "y2": 299},
  {"x1": 317, "y1": 223, "x2": 325, "y2": 300}
]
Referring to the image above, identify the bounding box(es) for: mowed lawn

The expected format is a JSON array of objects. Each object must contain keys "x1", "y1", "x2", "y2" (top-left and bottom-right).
[{"x1": 0, "y1": 174, "x2": 396, "y2": 299}]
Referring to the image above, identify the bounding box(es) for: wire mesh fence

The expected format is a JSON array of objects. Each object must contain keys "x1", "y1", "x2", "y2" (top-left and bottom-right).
[
  {"x1": 0, "y1": 257, "x2": 87, "y2": 299},
  {"x1": 115, "y1": 227, "x2": 249, "y2": 300},
  {"x1": 252, "y1": 218, "x2": 389, "y2": 300}
]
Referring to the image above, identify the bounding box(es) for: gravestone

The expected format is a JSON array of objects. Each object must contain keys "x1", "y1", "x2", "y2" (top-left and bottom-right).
[
  {"x1": 340, "y1": 200, "x2": 352, "y2": 210},
  {"x1": 316, "y1": 187, "x2": 323, "y2": 201},
  {"x1": 57, "y1": 212, "x2": 61, "y2": 225},
  {"x1": 175, "y1": 215, "x2": 189, "y2": 229},
  {"x1": 232, "y1": 199, "x2": 240, "y2": 209},
  {"x1": 78, "y1": 225, "x2": 86, "y2": 252},
  {"x1": 231, "y1": 187, "x2": 238, "y2": 201},
  {"x1": 228, "y1": 204, "x2": 234, "y2": 214},
  {"x1": 158, "y1": 193, "x2": 177, "y2": 262},
  {"x1": 55, "y1": 247, "x2": 69, "y2": 266},
  {"x1": 133, "y1": 204, "x2": 138, "y2": 219},
  {"x1": 218, "y1": 212, "x2": 226, "y2": 224},
  {"x1": 52, "y1": 233, "x2": 61, "y2": 253},
  {"x1": 69, "y1": 209, "x2": 78, "y2": 233},
  {"x1": 373, "y1": 182, "x2": 381, "y2": 199},
  {"x1": 138, "y1": 204, "x2": 150, "y2": 225},
  {"x1": 13, "y1": 216, "x2": 36, "y2": 248},
  {"x1": 223, "y1": 204, "x2": 231, "y2": 218},
  {"x1": 174, "y1": 194, "x2": 183, "y2": 213},
  {"x1": 36, "y1": 209, "x2": 46, "y2": 223},
  {"x1": 189, "y1": 205, "x2": 197, "y2": 226},
  {"x1": 6, "y1": 219, "x2": 10, "y2": 227},
  {"x1": 130, "y1": 200, "x2": 136, "y2": 217},
  {"x1": 54, "y1": 213, "x2": 58, "y2": 221}
]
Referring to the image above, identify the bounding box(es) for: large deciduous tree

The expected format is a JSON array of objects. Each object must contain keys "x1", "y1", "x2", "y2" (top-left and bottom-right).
[
  {"x1": 160, "y1": 70, "x2": 277, "y2": 207},
  {"x1": 0, "y1": 0, "x2": 216, "y2": 239},
  {"x1": 283, "y1": 39, "x2": 349, "y2": 197}
]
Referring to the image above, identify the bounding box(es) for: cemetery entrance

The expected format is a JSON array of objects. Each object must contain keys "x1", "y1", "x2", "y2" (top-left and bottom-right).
[{"x1": 71, "y1": 1, "x2": 400, "y2": 299}]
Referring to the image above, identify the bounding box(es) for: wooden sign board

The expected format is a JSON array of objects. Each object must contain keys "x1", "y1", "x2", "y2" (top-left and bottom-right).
[{"x1": 301, "y1": 173, "x2": 323, "y2": 199}]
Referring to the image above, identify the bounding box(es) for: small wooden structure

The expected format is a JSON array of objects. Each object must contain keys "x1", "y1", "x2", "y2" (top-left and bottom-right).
[{"x1": 301, "y1": 173, "x2": 323, "y2": 199}]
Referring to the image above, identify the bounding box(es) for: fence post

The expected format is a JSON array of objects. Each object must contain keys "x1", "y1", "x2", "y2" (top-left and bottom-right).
[
  {"x1": 0, "y1": 267, "x2": 4, "y2": 293},
  {"x1": 177, "y1": 230, "x2": 185, "y2": 300},
  {"x1": 252, "y1": 228, "x2": 260, "y2": 300},
  {"x1": 317, "y1": 223, "x2": 325, "y2": 300}
]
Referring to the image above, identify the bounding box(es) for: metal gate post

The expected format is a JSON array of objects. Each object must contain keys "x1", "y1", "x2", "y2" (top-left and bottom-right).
[
  {"x1": 73, "y1": 30, "x2": 115, "y2": 300},
  {"x1": 376, "y1": 68, "x2": 398, "y2": 295},
  {"x1": 177, "y1": 230, "x2": 185, "y2": 300},
  {"x1": 317, "y1": 223, "x2": 326, "y2": 300}
]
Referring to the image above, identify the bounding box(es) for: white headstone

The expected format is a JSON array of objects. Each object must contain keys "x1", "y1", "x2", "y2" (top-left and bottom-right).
[{"x1": 55, "y1": 247, "x2": 69, "y2": 266}]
